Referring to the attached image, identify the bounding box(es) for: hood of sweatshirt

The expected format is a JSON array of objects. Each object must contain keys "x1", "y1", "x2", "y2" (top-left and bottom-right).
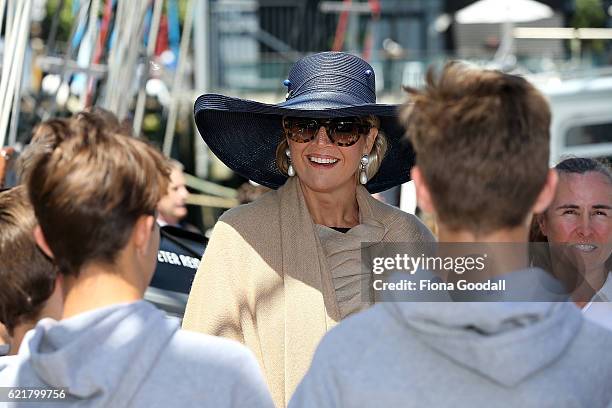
[
  {"x1": 0, "y1": 355, "x2": 17, "y2": 372},
  {"x1": 386, "y1": 268, "x2": 582, "y2": 387},
  {"x1": 14, "y1": 301, "x2": 178, "y2": 407}
]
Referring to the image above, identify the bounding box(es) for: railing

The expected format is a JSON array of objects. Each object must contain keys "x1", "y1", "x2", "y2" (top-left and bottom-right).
[{"x1": 184, "y1": 172, "x2": 239, "y2": 209}]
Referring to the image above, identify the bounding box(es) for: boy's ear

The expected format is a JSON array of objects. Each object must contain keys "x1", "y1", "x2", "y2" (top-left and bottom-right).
[
  {"x1": 33, "y1": 225, "x2": 54, "y2": 259},
  {"x1": 531, "y1": 169, "x2": 558, "y2": 214},
  {"x1": 411, "y1": 166, "x2": 435, "y2": 214},
  {"x1": 132, "y1": 214, "x2": 156, "y2": 252}
]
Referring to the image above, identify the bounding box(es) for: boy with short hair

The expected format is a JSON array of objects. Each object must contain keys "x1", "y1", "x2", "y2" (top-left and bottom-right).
[
  {"x1": 0, "y1": 186, "x2": 62, "y2": 356},
  {"x1": 0, "y1": 112, "x2": 273, "y2": 408},
  {"x1": 290, "y1": 62, "x2": 612, "y2": 407}
]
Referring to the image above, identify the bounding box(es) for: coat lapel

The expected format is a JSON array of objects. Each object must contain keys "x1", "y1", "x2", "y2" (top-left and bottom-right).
[{"x1": 278, "y1": 178, "x2": 332, "y2": 399}]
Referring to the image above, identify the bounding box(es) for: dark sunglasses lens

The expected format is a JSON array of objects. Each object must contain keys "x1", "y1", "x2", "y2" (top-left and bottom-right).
[
  {"x1": 284, "y1": 117, "x2": 369, "y2": 146},
  {"x1": 330, "y1": 119, "x2": 366, "y2": 147},
  {"x1": 284, "y1": 118, "x2": 317, "y2": 143}
]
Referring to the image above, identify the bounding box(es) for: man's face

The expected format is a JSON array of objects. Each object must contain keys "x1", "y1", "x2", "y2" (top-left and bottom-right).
[
  {"x1": 540, "y1": 171, "x2": 612, "y2": 272},
  {"x1": 157, "y1": 168, "x2": 189, "y2": 225}
]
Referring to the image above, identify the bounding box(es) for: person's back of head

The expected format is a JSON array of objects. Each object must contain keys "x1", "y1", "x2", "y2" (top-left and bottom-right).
[
  {"x1": 18, "y1": 108, "x2": 127, "y2": 184},
  {"x1": 4, "y1": 112, "x2": 274, "y2": 408},
  {"x1": 401, "y1": 62, "x2": 556, "y2": 237},
  {"x1": 28, "y1": 111, "x2": 169, "y2": 281},
  {"x1": 0, "y1": 186, "x2": 61, "y2": 354},
  {"x1": 289, "y1": 63, "x2": 612, "y2": 408}
]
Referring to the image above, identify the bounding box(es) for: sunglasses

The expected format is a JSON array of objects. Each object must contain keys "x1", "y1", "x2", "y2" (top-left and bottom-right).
[{"x1": 282, "y1": 117, "x2": 371, "y2": 147}]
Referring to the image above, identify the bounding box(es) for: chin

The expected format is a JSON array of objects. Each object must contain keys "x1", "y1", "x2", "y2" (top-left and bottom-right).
[
  {"x1": 174, "y1": 208, "x2": 188, "y2": 219},
  {"x1": 298, "y1": 175, "x2": 355, "y2": 194}
]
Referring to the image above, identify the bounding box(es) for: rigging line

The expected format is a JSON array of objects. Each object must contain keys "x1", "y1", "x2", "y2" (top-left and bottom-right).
[
  {"x1": 0, "y1": 0, "x2": 31, "y2": 148},
  {"x1": 43, "y1": 0, "x2": 91, "y2": 120},
  {"x1": 163, "y1": 0, "x2": 195, "y2": 156},
  {"x1": 133, "y1": 0, "x2": 164, "y2": 137}
]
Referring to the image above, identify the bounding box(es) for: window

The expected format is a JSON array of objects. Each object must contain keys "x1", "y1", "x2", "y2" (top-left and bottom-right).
[{"x1": 566, "y1": 122, "x2": 612, "y2": 147}]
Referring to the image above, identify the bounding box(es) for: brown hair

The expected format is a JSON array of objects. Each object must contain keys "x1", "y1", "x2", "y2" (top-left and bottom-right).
[
  {"x1": 0, "y1": 186, "x2": 56, "y2": 335},
  {"x1": 27, "y1": 111, "x2": 170, "y2": 276},
  {"x1": 276, "y1": 115, "x2": 387, "y2": 180},
  {"x1": 401, "y1": 62, "x2": 551, "y2": 233},
  {"x1": 18, "y1": 107, "x2": 130, "y2": 184}
]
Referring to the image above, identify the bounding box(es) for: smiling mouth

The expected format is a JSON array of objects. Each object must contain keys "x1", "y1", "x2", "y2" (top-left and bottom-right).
[
  {"x1": 307, "y1": 155, "x2": 339, "y2": 166},
  {"x1": 572, "y1": 244, "x2": 598, "y2": 253}
]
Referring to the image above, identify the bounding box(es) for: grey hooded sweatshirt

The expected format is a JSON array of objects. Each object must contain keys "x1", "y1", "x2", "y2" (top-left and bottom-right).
[
  {"x1": 0, "y1": 301, "x2": 274, "y2": 408},
  {"x1": 290, "y1": 269, "x2": 612, "y2": 408}
]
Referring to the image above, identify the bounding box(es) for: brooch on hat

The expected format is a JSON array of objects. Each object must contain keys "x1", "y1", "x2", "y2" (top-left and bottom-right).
[{"x1": 283, "y1": 79, "x2": 293, "y2": 100}]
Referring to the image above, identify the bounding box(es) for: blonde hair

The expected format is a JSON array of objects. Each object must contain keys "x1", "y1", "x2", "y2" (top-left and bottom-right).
[{"x1": 276, "y1": 115, "x2": 387, "y2": 181}]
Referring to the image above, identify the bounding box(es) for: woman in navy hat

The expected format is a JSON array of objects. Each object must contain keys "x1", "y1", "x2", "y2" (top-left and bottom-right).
[{"x1": 183, "y1": 51, "x2": 433, "y2": 406}]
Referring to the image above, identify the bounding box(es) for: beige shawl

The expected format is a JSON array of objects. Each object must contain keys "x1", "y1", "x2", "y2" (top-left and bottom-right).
[{"x1": 182, "y1": 177, "x2": 433, "y2": 407}]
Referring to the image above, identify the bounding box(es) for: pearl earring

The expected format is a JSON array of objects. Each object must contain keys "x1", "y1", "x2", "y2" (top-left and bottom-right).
[
  {"x1": 360, "y1": 154, "x2": 369, "y2": 185},
  {"x1": 286, "y1": 148, "x2": 295, "y2": 177}
]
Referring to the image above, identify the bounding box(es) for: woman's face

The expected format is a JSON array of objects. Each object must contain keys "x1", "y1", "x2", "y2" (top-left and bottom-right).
[
  {"x1": 286, "y1": 118, "x2": 377, "y2": 194},
  {"x1": 539, "y1": 171, "x2": 612, "y2": 272}
]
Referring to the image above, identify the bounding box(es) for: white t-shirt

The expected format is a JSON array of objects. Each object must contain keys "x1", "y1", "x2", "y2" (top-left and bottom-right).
[{"x1": 582, "y1": 272, "x2": 612, "y2": 331}]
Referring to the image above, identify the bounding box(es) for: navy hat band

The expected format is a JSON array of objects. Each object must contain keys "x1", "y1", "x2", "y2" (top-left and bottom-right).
[{"x1": 288, "y1": 72, "x2": 376, "y2": 103}]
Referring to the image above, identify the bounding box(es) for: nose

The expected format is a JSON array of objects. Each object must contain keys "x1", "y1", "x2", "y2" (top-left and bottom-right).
[
  {"x1": 179, "y1": 186, "x2": 189, "y2": 199},
  {"x1": 575, "y1": 213, "x2": 594, "y2": 239},
  {"x1": 315, "y1": 126, "x2": 333, "y2": 146}
]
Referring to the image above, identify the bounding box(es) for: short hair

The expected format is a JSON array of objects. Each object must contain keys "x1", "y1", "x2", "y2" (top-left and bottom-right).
[
  {"x1": 17, "y1": 118, "x2": 70, "y2": 183},
  {"x1": 276, "y1": 115, "x2": 388, "y2": 180},
  {"x1": 0, "y1": 186, "x2": 56, "y2": 335},
  {"x1": 27, "y1": 112, "x2": 170, "y2": 276},
  {"x1": 555, "y1": 157, "x2": 612, "y2": 182},
  {"x1": 401, "y1": 62, "x2": 551, "y2": 233},
  {"x1": 18, "y1": 107, "x2": 130, "y2": 184}
]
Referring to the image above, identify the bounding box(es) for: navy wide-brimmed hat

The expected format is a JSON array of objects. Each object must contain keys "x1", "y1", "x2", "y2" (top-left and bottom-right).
[{"x1": 194, "y1": 51, "x2": 414, "y2": 193}]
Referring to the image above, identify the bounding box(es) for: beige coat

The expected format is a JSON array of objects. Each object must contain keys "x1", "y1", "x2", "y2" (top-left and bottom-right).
[{"x1": 182, "y1": 178, "x2": 433, "y2": 406}]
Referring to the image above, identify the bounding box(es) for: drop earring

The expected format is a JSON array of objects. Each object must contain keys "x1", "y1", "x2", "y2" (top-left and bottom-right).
[
  {"x1": 359, "y1": 154, "x2": 369, "y2": 185},
  {"x1": 286, "y1": 148, "x2": 295, "y2": 177}
]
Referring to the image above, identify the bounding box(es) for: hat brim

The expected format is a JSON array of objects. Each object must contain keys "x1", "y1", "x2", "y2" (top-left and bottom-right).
[{"x1": 194, "y1": 93, "x2": 414, "y2": 194}]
